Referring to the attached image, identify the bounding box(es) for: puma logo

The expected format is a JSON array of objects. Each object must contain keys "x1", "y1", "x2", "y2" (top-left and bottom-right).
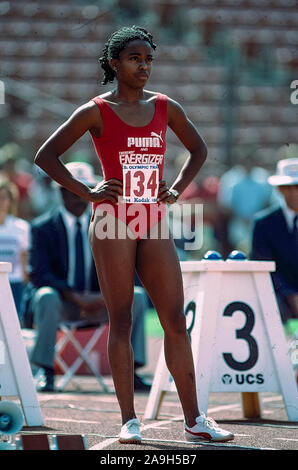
[
  {"x1": 127, "y1": 131, "x2": 164, "y2": 148},
  {"x1": 151, "y1": 131, "x2": 163, "y2": 143}
]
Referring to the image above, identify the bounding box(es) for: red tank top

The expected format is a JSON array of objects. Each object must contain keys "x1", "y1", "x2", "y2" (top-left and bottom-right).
[
  {"x1": 89, "y1": 93, "x2": 168, "y2": 238},
  {"x1": 90, "y1": 92, "x2": 167, "y2": 184}
]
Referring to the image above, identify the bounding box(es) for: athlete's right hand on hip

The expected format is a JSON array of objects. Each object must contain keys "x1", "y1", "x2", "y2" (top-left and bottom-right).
[{"x1": 88, "y1": 179, "x2": 123, "y2": 203}]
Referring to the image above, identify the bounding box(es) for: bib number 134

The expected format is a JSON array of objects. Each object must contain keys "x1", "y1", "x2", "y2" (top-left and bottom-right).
[{"x1": 122, "y1": 164, "x2": 159, "y2": 203}]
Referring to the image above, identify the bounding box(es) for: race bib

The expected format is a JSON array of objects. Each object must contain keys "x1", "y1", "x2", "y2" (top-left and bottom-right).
[{"x1": 122, "y1": 164, "x2": 159, "y2": 203}]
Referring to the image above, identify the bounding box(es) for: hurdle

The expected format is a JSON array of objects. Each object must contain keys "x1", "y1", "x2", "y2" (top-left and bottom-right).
[
  {"x1": 145, "y1": 254, "x2": 298, "y2": 422},
  {"x1": 0, "y1": 262, "x2": 43, "y2": 427}
]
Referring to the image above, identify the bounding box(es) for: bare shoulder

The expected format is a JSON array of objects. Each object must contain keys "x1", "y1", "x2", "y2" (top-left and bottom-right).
[
  {"x1": 142, "y1": 91, "x2": 187, "y2": 124},
  {"x1": 70, "y1": 99, "x2": 103, "y2": 136},
  {"x1": 166, "y1": 96, "x2": 185, "y2": 113},
  {"x1": 97, "y1": 91, "x2": 115, "y2": 105},
  {"x1": 67, "y1": 99, "x2": 100, "y2": 123},
  {"x1": 76, "y1": 99, "x2": 101, "y2": 117},
  {"x1": 165, "y1": 96, "x2": 188, "y2": 125}
]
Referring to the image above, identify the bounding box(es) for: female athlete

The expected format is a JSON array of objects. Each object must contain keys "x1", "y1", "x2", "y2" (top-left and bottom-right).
[{"x1": 34, "y1": 25, "x2": 234, "y2": 444}]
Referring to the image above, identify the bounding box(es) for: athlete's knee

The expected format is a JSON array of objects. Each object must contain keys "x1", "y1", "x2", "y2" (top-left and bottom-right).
[
  {"x1": 162, "y1": 310, "x2": 187, "y2": 336},
  {"x1": 109, "y1": 307, "x2": 133, "y2": 338}
]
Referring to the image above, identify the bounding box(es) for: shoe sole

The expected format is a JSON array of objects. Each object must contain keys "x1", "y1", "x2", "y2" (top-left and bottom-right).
[
  {"x1": 118, "y1": 438, "x2": 142, "y2": 444},
  {"x1": 185, "y1": 432, "x2": 234, "y2": 443}
]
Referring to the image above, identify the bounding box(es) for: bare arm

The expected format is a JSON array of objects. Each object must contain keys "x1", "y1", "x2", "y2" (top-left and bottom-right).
[
  {"x1": 20, "y1": 250, "x2": 29, "y2": 283},
  {"x1": 34, "y1": 101, "x2": 122, "y2": 203},
  {"x1": 159, "y1": 97, "x2": 207, "y2": 203}
]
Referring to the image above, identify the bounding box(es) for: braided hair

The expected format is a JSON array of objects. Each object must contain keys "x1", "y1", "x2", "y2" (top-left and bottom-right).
[{"x1": 99, "y1": 25, "x2": 157, "y2": 85}]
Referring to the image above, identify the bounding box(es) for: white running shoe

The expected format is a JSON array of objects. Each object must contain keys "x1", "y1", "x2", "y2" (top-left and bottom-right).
[
  {"x1": 119, "y1": 418, "x2": 142, "y2": 444},
  {"x1": 184, "y1": 413, "x2": 234, "y2": 442}
]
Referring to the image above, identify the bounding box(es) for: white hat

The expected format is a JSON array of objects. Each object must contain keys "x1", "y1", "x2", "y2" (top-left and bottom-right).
[
  {"x1": 268, "y1": 158, "x2": 298, "y2": 186},
  {"x1": 65, "y1": 161, "x2": 98, "y2": 187}
]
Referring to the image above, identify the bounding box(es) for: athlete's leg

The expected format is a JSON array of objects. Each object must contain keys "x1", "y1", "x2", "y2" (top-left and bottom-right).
[
  {"x1": 89, "y1": 214, "x2": 138, "y2": 425},
  {"x1": 136, "y1": 233, "x2": 200, "y2": 427}
]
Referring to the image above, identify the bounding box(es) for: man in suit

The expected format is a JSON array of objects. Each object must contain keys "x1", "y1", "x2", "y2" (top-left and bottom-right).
[
  {"x1": 251, "y1": 158, "x2": 298, "y2": 323},
  {"x1": 27, "y1": 162, "x2": 150, "y2": 392}
]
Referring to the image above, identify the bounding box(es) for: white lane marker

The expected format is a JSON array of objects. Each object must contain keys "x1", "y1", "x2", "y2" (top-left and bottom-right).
[
  {"x1": 273, "y1": 438, "x2": 298, "y2": 442},
  {"x1": 91, "y1": 437, "x2": 117, "y2": 450},
  {"x1": 90, "y1": 435, "x2": 278, "y2": 451},
  {"x1": 45, "y1": 417, "x2": 101, "y2": 425},
  {"x1": 208, "y1": 403, "x2": 241, "y2": 413},
  {"x1": 140, "y1": 437, "x2": 278, "y2": 451}
]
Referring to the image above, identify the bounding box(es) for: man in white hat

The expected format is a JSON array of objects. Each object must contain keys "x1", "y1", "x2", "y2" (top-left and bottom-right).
[
  {"x1": 23, "y1": 162, "x2": 150, "y2": 392},
  {"x1": 251, "y1": 158, "x2": 298, "y2": 323}
]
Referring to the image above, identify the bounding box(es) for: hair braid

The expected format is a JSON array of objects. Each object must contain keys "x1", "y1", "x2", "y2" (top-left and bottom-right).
[{"x1": 99, "y1": 25, "x2": 157, "y2": 85}]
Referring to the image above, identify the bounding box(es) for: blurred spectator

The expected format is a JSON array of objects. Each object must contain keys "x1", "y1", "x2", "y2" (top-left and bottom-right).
[
  {"x1": 23, "y1": 162, "x2": 150, "y2": 392},
  {"x1": 196, "y1": 175, "x2": 233, "y2": 257},
  {"x1": 180, "y1": 180, "x2": 201, "y2": 202},
  {"x1": 217, "y1": 151, "x2": 277, "y2": 254},
  {"x1": 176, "y1": 176, "x2": 232, "y2": 259},
  {"x1": 0, "y1": 178, "x2": 29, "y2": 322},
  {"x1": 251, "y1": 158, "x2": 298, "y2": 324},
  {"x1": 176, "y1": 178, "x2": 221, "y2": 260},
  {"x1": 230, "y1": 165, "x2": 272, "y2": 218},
  {"x1": 197, "y1": 176, "x2": 219, "y2": 202},
  {"x1": 217, "y1": 164, "x2": 246, "y2": 209},
  {"x1": 28, "y1": 166, "x2": 62, "y2": 216},
  {"x1": 0, "y1": 143, "x2": 33, "y2": 219}
]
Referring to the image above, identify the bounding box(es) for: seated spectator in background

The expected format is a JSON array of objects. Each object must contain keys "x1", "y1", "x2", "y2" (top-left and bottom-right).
[
  {"x1": 0, "y1": 178, "x2": 29, "y2": 322},
  {"x1": 23, "y1": 162, "x2": 150, "y2": 392},
  {"x1": 0, "y1": 143, "x2": 33, "y2": 219},
  {"x1": 251, "y1": 158, "x2": 298, "y2": 324}
]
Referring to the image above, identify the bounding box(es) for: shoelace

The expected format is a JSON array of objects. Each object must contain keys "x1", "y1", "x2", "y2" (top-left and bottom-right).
[
  {"x1": 199, "y1": 413, "x2": 219, "y2": 430},
  {"x1": 126, "y1": 420, "x2": 141, "y2": 432}
]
